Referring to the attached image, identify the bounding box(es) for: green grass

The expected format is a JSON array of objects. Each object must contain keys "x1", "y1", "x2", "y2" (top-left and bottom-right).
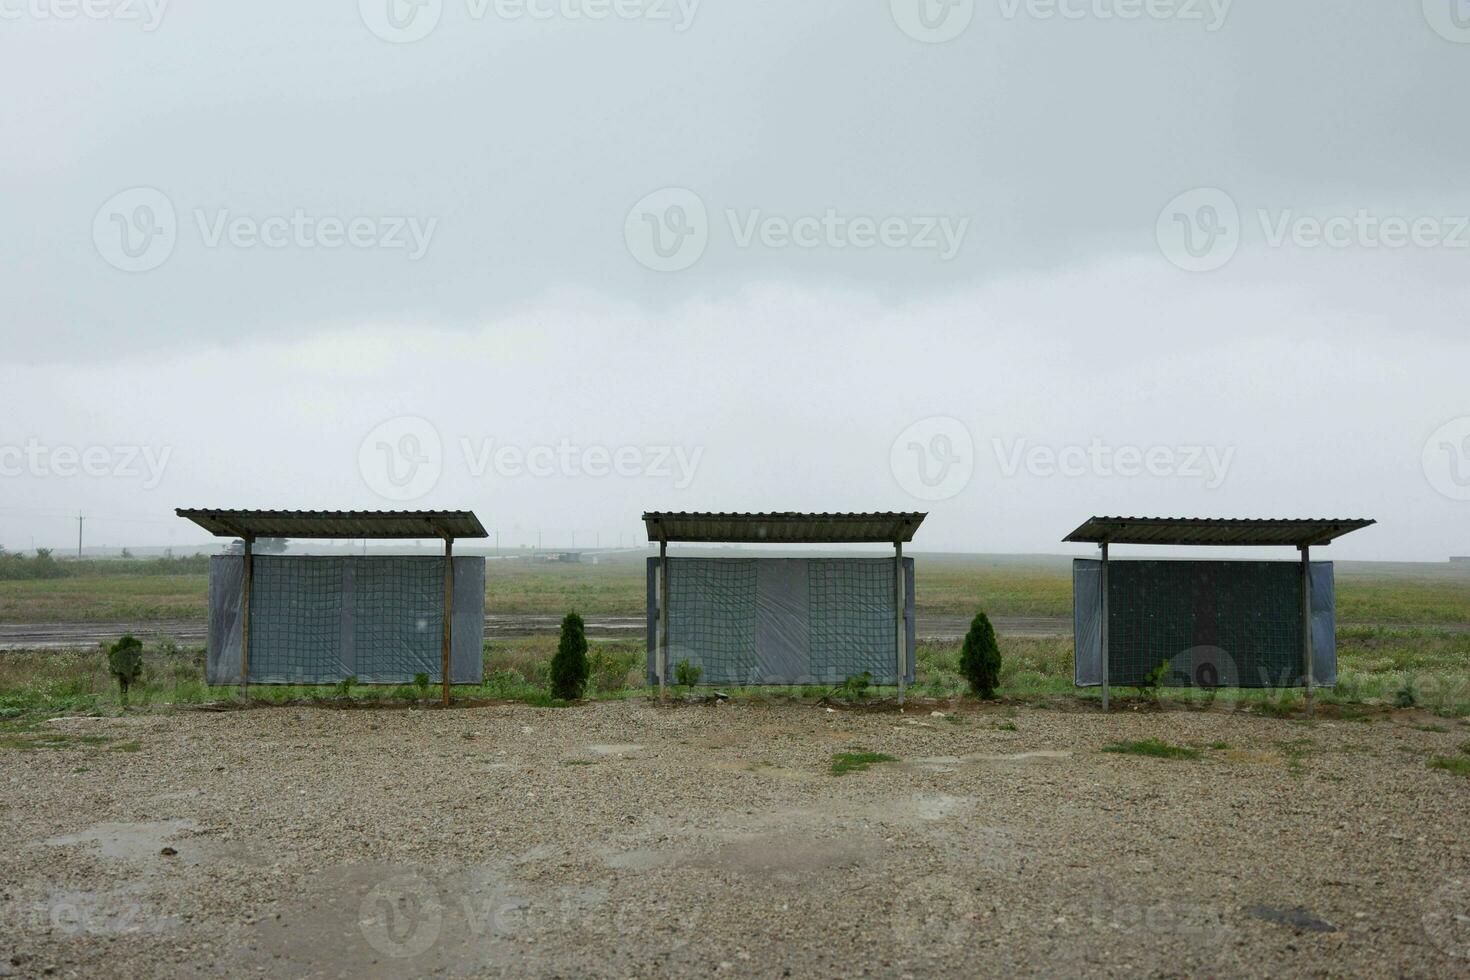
[
  {"x1": 1101, "y1": 739, "x2": 1200, "y2": 760},
  {"x1": 830, "y1": 751, "x2": 898, "y2": 775},
  {"x1": 5, "y1": 553, "x2": 1467, "y2": 623},
  {"x1": 1428, "y1": 755, "x2": 1470, "y2": 777}
]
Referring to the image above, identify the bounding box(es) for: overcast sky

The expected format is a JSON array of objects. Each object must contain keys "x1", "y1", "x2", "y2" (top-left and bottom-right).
[{"x1": 2, "y1": 1, "x2": 1467, "y2": 559}]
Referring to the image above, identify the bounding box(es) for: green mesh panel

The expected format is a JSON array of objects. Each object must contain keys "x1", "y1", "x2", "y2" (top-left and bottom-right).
[
  {"x1": 352, "y1": 558, "x2": 443, "y2": 683},
  {"x1": 1108, "y1": 560, "x2": 1304, "y2": 688},
  {"x1": 808, "y1": 559, "x2": 897, "y2": 684},
  {"x1": 666, "y1": 559, "x2": 759, "y2": 684},
  {"x1": 248, "y1": 557, "x2": 344, "y2": 683}
]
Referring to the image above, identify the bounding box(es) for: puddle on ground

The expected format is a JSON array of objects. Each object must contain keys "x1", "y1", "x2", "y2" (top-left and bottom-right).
[
  {"x1": 585, "y1": 744, "x2": 645, "y2": 756},
  {"x1": 46, "y1": 820, "x2": 199, "y2": 862}
]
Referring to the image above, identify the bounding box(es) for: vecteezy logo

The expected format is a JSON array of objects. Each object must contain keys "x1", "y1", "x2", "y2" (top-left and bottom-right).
[
  {"x1": 1424, "y1": 878, "x2": 1470, "y2": 960},
  {"x1": 890, "y1": 416, "x2": 974, "y2": 502},
  {"x1": 1424, "y1": 0, "x2": 1470, "y2": 43},
  {"x1": 1424, "y1": 417, "x2": 1470, "y2": 502},
  {"x1": 1156, "y1": 187, "x2": 1240, "y2": 273},
  {"x1": 890, "y1": 0, "x2": 975, "y2": 43},
  {"x1": 93, "y1": 187, "x2": 177, "y2": 273},
  {"x1": 359, "y1": 0, "x2": 442, "y2": 43},
  {"x1": 359, "y1": 416, "x2": 443, "y2": 502},
  {"x1": 359, "y1": 873, "x2": 444, "y2": 959},
  {"x1": 624, "y1": 187, "x2": 708, "y2": 272}
]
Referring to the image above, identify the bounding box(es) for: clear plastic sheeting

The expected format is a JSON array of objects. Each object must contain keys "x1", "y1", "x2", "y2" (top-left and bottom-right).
[
  {"x1": 1072, "y1": 560, "x2": 1102, "y2": 687},
  {"x1": 206, "y1": 555, "x2": 485, "y2": 685},
  {"x1": 647, "y1": 557, "x2": 916, "y2": 686},
  {"x1": 1072, "y1": 559, "x2": 1337, "y2": 690}
]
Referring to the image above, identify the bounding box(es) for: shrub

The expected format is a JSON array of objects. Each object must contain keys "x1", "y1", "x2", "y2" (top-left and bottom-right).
[
  {"x1": 959, "y1": 611, "x2": 1001, "y2": 698},
  {"x1": 550, "y1": 611, "x2": 589, "y2": 700},
  {"x1": 107, "y1": 635, "x2": 144, "y2": 706},
  {"x1": 674, "y1": 659, "x2": 702, "y2": 691},
  {"x1": 1138, "y1": 659, "x2": 1170, "y2": 703}
]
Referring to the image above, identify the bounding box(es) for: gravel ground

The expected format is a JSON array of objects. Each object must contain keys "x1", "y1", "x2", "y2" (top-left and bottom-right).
[{"x1": 3, "y1": 699, "x2": 1468, "y2": 978}]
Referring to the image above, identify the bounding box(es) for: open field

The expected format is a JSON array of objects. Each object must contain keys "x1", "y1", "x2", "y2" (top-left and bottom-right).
[
  {"x1": 3, "y1": 699, "x2": 1469, "y2": 978},
  {"x1": 3, "y1": 553, "x2": 1469, "y2": 626}
]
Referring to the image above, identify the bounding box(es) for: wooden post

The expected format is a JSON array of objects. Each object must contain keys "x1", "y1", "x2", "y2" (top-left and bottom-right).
[
  {"x1": 658, "y1": 539, "x2": 669, "y2": 701},
  {"x1": 240, "y1": 534, "x2": 253, "y2": 700},
  {"x1": 1301, "y1": 544, "x2": 1313, "y2": 718},
  {"x1": 1100, "y1": 541, "x2": 1110, "y2": 713},
  {"x1": 895, "y1": 540, "x2": 905, "y2": 707},
  {"x1": 442, "y1": 536, "x2": 454, "y2": 707}
]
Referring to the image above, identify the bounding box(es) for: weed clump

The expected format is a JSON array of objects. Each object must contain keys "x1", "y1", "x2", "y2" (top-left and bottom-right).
[
  {"x1": 1102, "y1": 738, "x2": 1200, "y2": 760},
  {"x1": 830, "y1": 751, "x2": 898, "y2": 775},
  {"x1": 107, "y1": 635, "x2": 144, "y2": 707}
]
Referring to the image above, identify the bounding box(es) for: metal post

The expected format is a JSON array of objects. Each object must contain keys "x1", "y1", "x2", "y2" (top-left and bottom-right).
[
  {"x1": 240, "y1": 534, "x2": 253, "y2": 700},
  {"x1": 658, "y1": 539, "x2": 669, "y2": 701},
  {"x1": 442, "y1": 536, "x2": 454, "y2": 707},
  {"x1": 895, "y1": 541, "x2": 906, "y2": 707},
  {"x1": 1301, "y1": 544, "x2": 1313, "y2": 718},
  {"x1": 1100, "y1": 541, "x2": 1110, "y2": 713}
]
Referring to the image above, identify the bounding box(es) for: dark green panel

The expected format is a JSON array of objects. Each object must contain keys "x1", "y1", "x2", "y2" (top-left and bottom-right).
[{"x1": 1108, "y1": 560, "x2": 1304, "y2": 688}]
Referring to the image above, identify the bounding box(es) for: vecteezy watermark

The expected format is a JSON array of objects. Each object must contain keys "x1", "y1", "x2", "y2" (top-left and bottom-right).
[
  {"x1": 0, "y1": 0, "x2": 168, "y2": 30},
  {"x1": 460, "y1": 438, "x2": 702, "y2": 488},
  {"x1": 93, "y1": 187, "x2": 178, "y2": 273},
  {"x1": 890, "y1": 0, "x2": 975, "y2": 43},
  {"x1": 1156, "y1": 187, "x2": 1241, "y2": 273},
  {"x1": 891, "y1": 417, "x2": 975, "y2": 502},
  {"x1": 992, "y1": 437, "x2": 1235, "y2": 488},
  {"x1": 625, "y1": 187, "x2": 971, "y2": 273},
  {"x1": 93, "y1": 187, "x2": 438, "y2": 272},
  {"x1": 0, "y1": 440, "x2": 172, "y2": 490},
  {"x1": 1158, "y1": 188, "x2": 1470, "y2": 272},
  {"x1": 1423, "y1": 417, "x2": 1470, "y2": 502},
  {"x1": 359, "y1": 417, "x2": 444, "y2": 503},
  {"x1": 624, "y1": 187, "x2": 709, "y2": 273},
  {"x1": 358, "y1": 416, "x2": 704, "y2": 502},
  {"x1": 1423, "y1": 877, "x2": 1470, "y2": 960},
  {"x1": 996, "y1": 0, "x2": 1232, "y2": 30},
  {"x1": 1423, "y1": 0, "x2": 1470, "y2": 43},
  {"x1": 359, "y1": 0, "x2": 699, "y2": 43}
]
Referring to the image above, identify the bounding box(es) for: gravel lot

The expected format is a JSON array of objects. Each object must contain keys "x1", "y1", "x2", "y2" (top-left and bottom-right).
[{"x1": 3, "y1": 699, "x2": 1468, "y2": 978}]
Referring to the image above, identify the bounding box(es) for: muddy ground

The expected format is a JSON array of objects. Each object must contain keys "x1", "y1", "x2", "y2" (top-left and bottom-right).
[{"x1": 2, "y1": 699, "x2": 1468, "y2": 978}]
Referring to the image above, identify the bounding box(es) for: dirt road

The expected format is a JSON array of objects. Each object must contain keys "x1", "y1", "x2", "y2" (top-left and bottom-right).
[{"x1": 4, "y1": 699, "x2": 1467, "y2": 977}]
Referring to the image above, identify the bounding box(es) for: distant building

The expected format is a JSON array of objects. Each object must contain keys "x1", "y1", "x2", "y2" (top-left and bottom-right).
[{"x1": 1453, "y1": 556, "x2": 1470, "y2": 565}]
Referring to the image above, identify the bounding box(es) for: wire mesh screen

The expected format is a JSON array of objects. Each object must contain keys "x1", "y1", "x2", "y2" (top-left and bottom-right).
[
  {"x1": 248, "y1": 557, "x2": 347, "y2": 683},
  {"x1": 666, "y1": 559, "x2": 760, "y2": 684},
  {"x1": 218, "y1": 555, "x2": 482, "y2": 685},
  {"x1": 652, "y1": 557, "x2": 913, "y2": 686},
  {"x1": 1107, "y1": 560, "x2": 1305, "y2": 688},
  {"x1": 808, "y1": 559, "x2": 897, "y2": 683},
  {"x1": 352, "y1": 558, "x2": 443, "y2": 684}
]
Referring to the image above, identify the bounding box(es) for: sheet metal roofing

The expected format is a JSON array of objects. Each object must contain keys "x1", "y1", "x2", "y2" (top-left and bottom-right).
[
  {"x1": 643, "y1": 512, "x2": 927, "y2": 544},
  {"x1": 1063, "y1": 516, "x2": 1376, "y2": 548},
  {"x1": 175, "y1": 509, "x2": 488, "y2": 540}
]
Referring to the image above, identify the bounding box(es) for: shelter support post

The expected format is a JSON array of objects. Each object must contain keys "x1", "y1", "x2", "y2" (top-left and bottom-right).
[
  {"x1": 658, "y1": 539, "x2": 668, "y2": 701},
  {"x1": 240, "y1": 534, "x2": 254, "y2": 700},
  {"x1": 1300, "y1": 544, "x2": 1313, "y2": 718},
  {"x1": 443, "y1": 536, "x2": 454, "y2": 707},
  {"x1": 895, "y1": 540, "x2": 905, "y2": 707},
  {"x1": 1100, "y1": 542, "x2": 1109, "y2": 713}
]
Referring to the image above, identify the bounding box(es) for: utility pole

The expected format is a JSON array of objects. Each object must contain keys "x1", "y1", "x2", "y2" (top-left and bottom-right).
[
  {"x1": 495, "y1": 529, "x2": 500, "y2": 557},
  {"x1": 77, "y1": 512, "x2": 84, "y2": 559},
  {"x1": 537, "y1": 530, "x2": 542, "y2": 552}
]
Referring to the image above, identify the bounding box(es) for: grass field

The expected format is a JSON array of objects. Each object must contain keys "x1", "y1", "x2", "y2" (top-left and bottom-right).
[
  {"x1": 2, "y1": 554, "x2": 1467, "y2": 725},
  {"x1": 3, "y1": 552, "x2": 1469, "y2": 623}
]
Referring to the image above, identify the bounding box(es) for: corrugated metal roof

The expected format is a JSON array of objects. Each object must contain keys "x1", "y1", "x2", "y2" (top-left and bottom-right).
[
  {"x1": 1063, "y1": 516, "x2": 1376, "y2": 548},
  {"x1": 175, "y1": 509, "x2": 488, "y2": 540},
  {"x1": 643, "y1": 512, "x2": 927, "y2": 544}
]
